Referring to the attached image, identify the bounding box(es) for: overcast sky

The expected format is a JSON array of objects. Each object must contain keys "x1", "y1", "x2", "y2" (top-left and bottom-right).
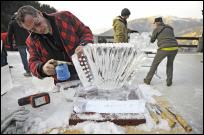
[{"x1": 39, "y1": 1, "x2": 203, "y2": 34}]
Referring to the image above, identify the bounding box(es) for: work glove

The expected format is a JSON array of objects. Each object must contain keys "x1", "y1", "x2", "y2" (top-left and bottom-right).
[
  {"x1": 1, "y1": 107, "x2": 30, "y2": 134},
  {"x1": 42, "y1": 59, "x2": 58, "y2": 76},
  {"x1": 75, "y1": 45, "x2": 84, "y2": 54},
  {"x1": 75, "y1": 42, "x2": 91, "y2": 54}
]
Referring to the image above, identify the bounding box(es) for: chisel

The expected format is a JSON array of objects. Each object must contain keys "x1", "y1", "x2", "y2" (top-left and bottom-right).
[
  {"x1": 166, "y1": 107, "x2": 192, "y2": 132},
  {"x1": 155, "y1": 104, "x2": 176, "y2": 128},
  {"x1": 146, "y1": 103, "x2": 159, "y2": 124}
]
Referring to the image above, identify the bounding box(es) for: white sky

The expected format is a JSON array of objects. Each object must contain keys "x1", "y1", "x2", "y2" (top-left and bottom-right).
[{"x1": 39, "y1": 1, "x2": 203, "y2": 34}]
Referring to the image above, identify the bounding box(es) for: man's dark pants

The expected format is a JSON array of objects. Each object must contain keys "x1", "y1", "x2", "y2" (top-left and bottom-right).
[
  {"x1": 145, "y1": 49, "x2": 178, "y2": 84},
  {"x1": 17, "y1": 46, "x2": 30, "y2": 72}
]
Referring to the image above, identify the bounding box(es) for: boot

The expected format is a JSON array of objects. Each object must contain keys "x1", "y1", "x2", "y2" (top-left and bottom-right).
[
  {"x1": 23, "y1": 72, "x2": 32, "y2": 77},
  {"x1": 167, "y1": 81, "x2": 172, "y2": 87},
  {"x1": 144, "y1": 78, "x2": 150, "y2": 85}
]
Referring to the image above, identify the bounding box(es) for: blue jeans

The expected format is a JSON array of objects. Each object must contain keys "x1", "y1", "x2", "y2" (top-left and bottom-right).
[{"x1": 18, "y1": 46, "x2": 30, "y2": 72}]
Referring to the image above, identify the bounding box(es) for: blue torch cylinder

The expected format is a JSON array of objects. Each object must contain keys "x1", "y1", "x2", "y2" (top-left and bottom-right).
[{"x1": 55, "y1": 63, "x2": 70, "y2": 81}]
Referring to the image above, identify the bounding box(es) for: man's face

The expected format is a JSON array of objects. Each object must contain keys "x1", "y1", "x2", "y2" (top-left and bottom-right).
[
  {"x1": 154, "y1": 22, "x2": 160, "y2": 27},
  {"x1": 124, "y1": 15, "x2": 129, "y2": 20},
  {"x1": 22, "y1": 13, "x2": 49, "y2": 34}
]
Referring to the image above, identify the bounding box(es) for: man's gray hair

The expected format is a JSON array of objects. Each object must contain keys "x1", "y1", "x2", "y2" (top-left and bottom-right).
[{"x1": 16, "y1": 5, "x2": 41, "y2": 27}]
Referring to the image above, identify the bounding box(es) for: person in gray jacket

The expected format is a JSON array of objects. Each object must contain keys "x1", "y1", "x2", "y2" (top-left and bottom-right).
[{"x1": 144, "y1": 17, "x2": 178, "y2": 86}]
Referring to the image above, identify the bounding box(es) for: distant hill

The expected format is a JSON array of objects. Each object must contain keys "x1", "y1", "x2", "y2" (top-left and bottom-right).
[{"x1": 99, "y1": 16, "x2": 203, "y2": 37}]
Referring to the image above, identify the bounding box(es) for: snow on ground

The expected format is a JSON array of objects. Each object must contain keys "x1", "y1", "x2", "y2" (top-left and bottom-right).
[
  {"x1": 1, "y1": 51, "x2": 203, "y2": 134},
  {"x1": 132, "y1": 52, "x2": 203, "y2": 133}
]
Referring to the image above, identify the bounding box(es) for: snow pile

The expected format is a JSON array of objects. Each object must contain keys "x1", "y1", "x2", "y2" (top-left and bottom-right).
[
  {"x1": 22, "y1": 96, "x2": 74, "y2": 134},
  {"x1": 69, "y1": 121, "x2": 125, "y2": 134},
  {"x1": 77, "y1": 113, "x2": 104, "y2": 120},
  {"x1": 138, "y1": 84, "x2": 162, "y2": 103},
  {"x1": 1, "y1": 65, "x2": 13, "y2": 95}
]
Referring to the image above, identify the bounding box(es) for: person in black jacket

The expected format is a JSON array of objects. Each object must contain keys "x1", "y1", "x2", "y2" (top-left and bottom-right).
[
  {"x1": 7, "y1": 13, "x2": 31, "y2": 77},
  {"x1": 1, "y1": 40, "x2": 8, "y2": 67}
]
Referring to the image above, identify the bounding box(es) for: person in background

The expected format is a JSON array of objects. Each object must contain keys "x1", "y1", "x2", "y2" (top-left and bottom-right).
[
  {"x1": 1, "y1": 34, "x2": 8, "y2": 67},
  {"x1": 113, "y1": 8, "x2": 139, "y2": 43},
  {"x1": 144, "y1": 17, "x2": 178, "y2": 86},
  {"x1": 197, "y1": 10, "x2": 203, "y2": 53},
  {"x1": 16, "y1": 5, "x2": 93, "y2": 84},
  {"x1": 7, "y1": 12, "x2": 31, "y2": 77}
]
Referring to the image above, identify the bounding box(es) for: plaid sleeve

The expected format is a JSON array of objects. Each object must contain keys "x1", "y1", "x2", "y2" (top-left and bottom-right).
[
  {"x1": 26, "y1": 36, "x2": 48, "y2": 79},
  {"x1": 64, "y1": 11, "x2": 93, "y2": 45}
]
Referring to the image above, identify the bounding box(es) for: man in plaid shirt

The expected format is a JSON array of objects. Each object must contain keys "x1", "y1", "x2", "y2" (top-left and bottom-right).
[{"x1": 16, "y1": 5, "x2": 93, "y2": 84}]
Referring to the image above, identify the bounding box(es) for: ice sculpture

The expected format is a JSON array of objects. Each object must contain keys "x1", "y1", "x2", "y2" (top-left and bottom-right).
[
  {"x1": 72, "y1": 33, "x2": 156, "y2": 90},
  {"x1": 129, "y1": 32, "x2": 157, "y2": 51}
]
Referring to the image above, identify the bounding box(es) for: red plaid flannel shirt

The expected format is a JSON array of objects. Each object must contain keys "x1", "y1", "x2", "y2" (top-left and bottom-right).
[{"x1": 26, "y1": 11, "x2": 93, "y2": 81}]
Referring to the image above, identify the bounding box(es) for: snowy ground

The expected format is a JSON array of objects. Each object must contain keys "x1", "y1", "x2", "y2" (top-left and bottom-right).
[
  {"x1": 1, "y1": 51, "x2": 203, "y2": 134},
  {"x1": 133, "y1": 52, "x2": 203, "y2": 134}
]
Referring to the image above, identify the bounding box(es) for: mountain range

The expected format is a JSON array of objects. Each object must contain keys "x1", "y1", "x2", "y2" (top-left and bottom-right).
[{"x1": 99, "y1": 16, "x2": 203, "y2": 37}]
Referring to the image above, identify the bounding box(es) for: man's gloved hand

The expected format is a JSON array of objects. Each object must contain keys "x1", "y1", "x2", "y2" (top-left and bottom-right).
[
  {"x1": 75, "y1": 43, "x2": 93, "y2": 54},
  {"x1": 42, "y1": 59, "x2": 58, "y2": 76},
  {"x1": 1, "y1": 107, "x2": 30, "y2": 134},
  {"x1": 75, "y1": 45, "x2": 84, "y2": 54}
]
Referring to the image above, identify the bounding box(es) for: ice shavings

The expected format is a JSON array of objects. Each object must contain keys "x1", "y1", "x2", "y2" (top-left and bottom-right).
[
  {"x1": 138, "y1": 84, "x2": 162, "y2": 103},
  {"x1": 68, "y1": 121, "x2": 125, "y2": 134},
  {"x1": 77, "y1": 113, "x2": 104, "y2": 120}
]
